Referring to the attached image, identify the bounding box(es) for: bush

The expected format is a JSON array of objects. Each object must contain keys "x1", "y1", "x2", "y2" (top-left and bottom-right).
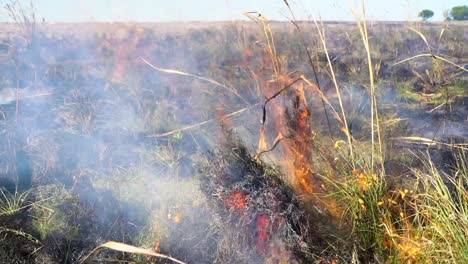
[{"x1": 450, "y1": 5, "x2": 468, "y2": 21}]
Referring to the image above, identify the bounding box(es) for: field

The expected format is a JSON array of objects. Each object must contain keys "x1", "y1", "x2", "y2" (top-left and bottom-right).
[{"x1": 0, "y1": 16, "x2": 467, "y2": 264}]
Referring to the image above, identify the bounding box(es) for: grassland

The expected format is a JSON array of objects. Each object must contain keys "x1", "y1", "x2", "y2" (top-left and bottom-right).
[{"x1": 0, "y1": 17, "x2": 466, "y2": 263}]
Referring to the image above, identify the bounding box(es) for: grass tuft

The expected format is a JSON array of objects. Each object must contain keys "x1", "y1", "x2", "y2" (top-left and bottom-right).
[{"x1": 0, "y1": 189, "x2": 30, "y2": 216}]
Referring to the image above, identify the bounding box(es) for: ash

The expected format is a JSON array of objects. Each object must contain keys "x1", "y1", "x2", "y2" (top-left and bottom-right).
[{"x1": 200, "y1": 133, "x2": 330, "y2": 263}]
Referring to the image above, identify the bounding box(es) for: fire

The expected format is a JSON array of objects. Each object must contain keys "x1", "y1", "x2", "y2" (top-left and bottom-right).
[
  {"x1": 241, "y1": 29, "x2": 342, "y2": 219},
  {"x1": 167, "y1": 212, "x2": 184, "y2": 223},
  {"x1": 383, "y1": 219, "x2": 424, "y2": 261},
  {"x1": 98, "y1": 24, "x2": 145, "y2": 83},
  {"x1": 243, "y1": 48, "x2": 254, "y2": 58},
  {"x1": 257, "y1": 74, "x2": 346, "y2": 219},
  {"x1": 258, "y1": 126, "x2": 268, "y2": 152},
  {"x1": 225, "y1": 191, "x2": 248, "y2": 210},
  {"x1": 297, "y1": 82, "x2": 308, "y2": 106},
  {"x1": 256, "y1": 214, "x2": 270, "y2": 250},
  {"x1": 256, "y1": 73, "x2": 326, "y2": 198},
  {"x1": 353, "y1": 169, "x2": 377, "y2": 191},
  {"x1": 297, "y1": 173, "x2": 314, "y2": 194}
]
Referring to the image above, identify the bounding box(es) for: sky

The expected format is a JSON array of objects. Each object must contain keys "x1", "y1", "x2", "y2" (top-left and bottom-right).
[{"x1": 0, "y1": 0, "x2": 466, "y2": 22}]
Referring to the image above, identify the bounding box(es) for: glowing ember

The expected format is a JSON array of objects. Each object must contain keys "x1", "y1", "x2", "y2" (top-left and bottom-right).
[
  {"x1": 255, "y1": 214, "x2": 270, "y2": 250},
  {"x1": 225, "y1": 191, "x2": 248, "y2": 210}
]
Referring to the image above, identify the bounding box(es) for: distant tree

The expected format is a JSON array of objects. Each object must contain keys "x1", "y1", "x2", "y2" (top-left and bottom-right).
[
  {"x1": 418, "y1": 9, "x2": 434, "y2": 21},
  {"x1": 450, "y1": 5, "x2": 468, "y2": 21}
]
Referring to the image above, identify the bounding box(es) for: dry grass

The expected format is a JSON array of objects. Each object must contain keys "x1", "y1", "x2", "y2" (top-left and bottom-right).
[{"x1": 0, "y1": 1, "x2": 467, "y2": 263}]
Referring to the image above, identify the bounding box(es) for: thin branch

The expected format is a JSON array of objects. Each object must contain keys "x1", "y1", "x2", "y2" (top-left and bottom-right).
[
  {"x1": 394, "y1": 54, "x2": 468, "y2": 73},
  {"x1": 147, "y1": 104, "x2": 257, "y2": 138},
  {"x1": 261, "y1": 77, "x2": 302, "y2": 124},
  {"x1": 80, "y1": 241, "x2": 187, "y2": 264},
  {"x1": 254, "y1": 134, "x2": 288, "y2": 159},
  {"x1": 141, "y1": 57, "x2": 250, "y2": 105}
]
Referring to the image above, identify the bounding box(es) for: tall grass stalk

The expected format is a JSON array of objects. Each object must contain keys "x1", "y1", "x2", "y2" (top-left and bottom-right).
[
  {"x1": 351, "y1": 1, "x2": 384, "y2": 174},
  {"x1": 282, "y1": 1, "x2": 335, "y2": 141},
  {"x1": 244, "y1": 12, "x2": 282, "y2": 85},
  {"x1": 312, "y1": 19, "x2": 355, "y2": 163}
]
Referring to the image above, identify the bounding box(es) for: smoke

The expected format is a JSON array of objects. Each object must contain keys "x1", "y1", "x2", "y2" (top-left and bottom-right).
[
  {"x1": 0, "y1": 22, "x2": 216, "y2": 263},
  {"x1": 0, "y1": 20, "x2": 466, "y2": 263}
]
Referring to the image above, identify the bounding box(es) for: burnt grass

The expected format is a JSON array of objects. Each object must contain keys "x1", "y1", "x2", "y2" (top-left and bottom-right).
[
  {"x1": 0, "y1": 21, "x2": 466, "y2": 263},
  {"x1": 200, "y1": 133, "x2": 342, "y2": 263}
]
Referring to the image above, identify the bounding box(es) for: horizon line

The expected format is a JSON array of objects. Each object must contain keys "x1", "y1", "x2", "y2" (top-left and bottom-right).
[{"x1": 1, "y1": 19, "x2": 464, "y2": 24}]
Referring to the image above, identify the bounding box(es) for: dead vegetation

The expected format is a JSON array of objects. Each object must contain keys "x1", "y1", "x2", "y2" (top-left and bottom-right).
[
  {"x1": 0, "y1": 2, "x2": 467, "y2": 263},
  {"x1": 200, "y1": 132, "x2": 341, "y2": 263}
]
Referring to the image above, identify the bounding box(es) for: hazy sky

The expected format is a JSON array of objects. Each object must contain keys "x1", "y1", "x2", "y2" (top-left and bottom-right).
[{"x1": 0, "y1": 0, "x2": 466, "y2": 22}]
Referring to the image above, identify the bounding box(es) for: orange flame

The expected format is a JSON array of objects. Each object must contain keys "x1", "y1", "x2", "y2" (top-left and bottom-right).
[
  {"x1": 225, "y1": 191, "x2": 248, "y2": 210},
  {"x1": 297, "y1": 82, "x2": 308, "y2": 106},
  {"x1": 102, "y1": 24, "x2": 144, "y2": 83},
  {"x1": 257, "y1": 74, "x2": 320, "y2": 194},
  {"x1": 258, "y1": 126, "x2": 268, "y2": 152},
  {"x1": 256, "y1": 214, "x2": 270, "y2": 251}
]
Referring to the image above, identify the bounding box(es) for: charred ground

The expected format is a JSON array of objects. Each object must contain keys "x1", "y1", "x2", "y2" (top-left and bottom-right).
[{"x1": 0, "y1": 21, "x2": 466, "y2": 263}]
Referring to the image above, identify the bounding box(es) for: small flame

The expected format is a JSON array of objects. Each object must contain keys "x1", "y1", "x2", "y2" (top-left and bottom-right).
[
  {"x1": 297, "y1": 82, "x2": 308, "y2": 106},
  {"x1": 258, "y1": 126, "x2": 268, "y2": 152},
  {"x1": 107, "y1": 25, "x2": 144, "y2": 83},
  {"x1": 274, "y1": 132, "x2": 284, "y2": 144}
]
